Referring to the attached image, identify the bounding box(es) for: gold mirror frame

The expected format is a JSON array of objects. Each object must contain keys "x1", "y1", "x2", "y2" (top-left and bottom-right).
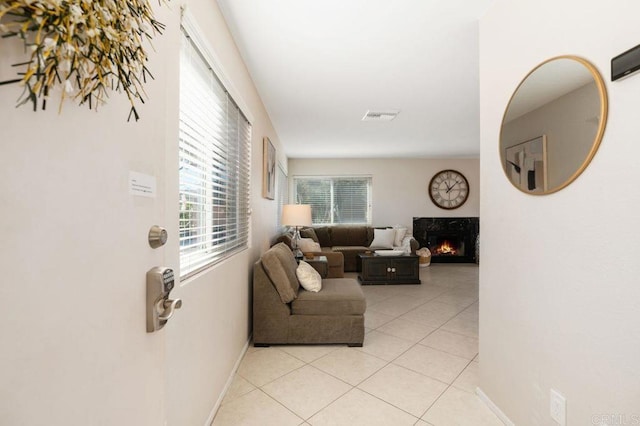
[{"x1": 499, "y1": 55, "x2": 608, "y2": 195}]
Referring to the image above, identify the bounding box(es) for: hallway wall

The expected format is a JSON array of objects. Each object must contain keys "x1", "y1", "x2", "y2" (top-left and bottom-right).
[{"x1": 479, "y1": 1, "x2": 640, "y2": 424}]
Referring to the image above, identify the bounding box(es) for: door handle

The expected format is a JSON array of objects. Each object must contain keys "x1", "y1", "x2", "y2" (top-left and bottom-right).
[
  {"x1": 146, "y1": 266, "x2": 182, "y2": 332},
  {"x1": 158, "y1": 298, "x2": 182, "y2": 321}
]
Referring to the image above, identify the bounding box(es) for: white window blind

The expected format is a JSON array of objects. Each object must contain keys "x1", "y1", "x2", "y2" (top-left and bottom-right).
[
  {"x1": 293, "y1": 176, "x2": 372, "y2": 225},
  {"x1": 179, "y1": 28, "x2": 251, "y2": 279}
]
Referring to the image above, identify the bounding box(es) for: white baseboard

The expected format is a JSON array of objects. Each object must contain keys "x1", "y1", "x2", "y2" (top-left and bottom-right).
[
  {"x1": 205, "y1": 334, "x2": 252, "y2": 426},
  {"x1": 476, "y1": 387, "x2": 515, "y2": 426}
]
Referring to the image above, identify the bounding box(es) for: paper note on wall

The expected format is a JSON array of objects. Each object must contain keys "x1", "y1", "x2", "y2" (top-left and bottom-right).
[{"x1": 129, "y1": 171, "x2": 156, "y2": 198}]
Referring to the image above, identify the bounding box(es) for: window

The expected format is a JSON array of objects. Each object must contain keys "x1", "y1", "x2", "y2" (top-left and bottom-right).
[
  {"x1": 178, "y1": 28, "x2": 251, "y2": 279},
  {"x1": 293, "y1": 176, "x2": 372, "y2": 225}
]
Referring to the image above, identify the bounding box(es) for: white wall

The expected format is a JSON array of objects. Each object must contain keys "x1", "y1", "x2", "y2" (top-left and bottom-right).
[
  {"x1": 288, "y1": 158, "x2": 479, "y2": 230},
  {"x1": 479, "y1": 1, "x2": 640, "y2": 424},
  {"x1": 0, "y1": 1, "x2": 283, "y2": 424},
  {"x1": 164, "y1": 1, "x2": 286, "y2": 424}
]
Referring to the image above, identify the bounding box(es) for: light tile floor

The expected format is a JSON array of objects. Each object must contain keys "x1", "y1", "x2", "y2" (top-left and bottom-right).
[{"x1": 213, "y1": 264, "x2": 503, "y2": 426}]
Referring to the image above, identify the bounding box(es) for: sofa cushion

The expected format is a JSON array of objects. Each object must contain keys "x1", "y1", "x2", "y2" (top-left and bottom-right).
[
  {"x1": 366, "y1": 227, "x2": 375, "y2": 246},
  {"x1": 330, "y1": 226, "x2": 369, "y2": 246},
  {"x1": 262, "y1": 243, "x2": 300, "y2": 303},
  {"x1": 272, "y1": 242, "x2": 301, "y2": 293},
  {"x1": 300, "y1": 227, "x2": 320, "y2": 243},
  {"x1": 331, "y1": 246, "x2": 370, "y2": 272},
  {"x1": 313, "y1": 227, "x2": 331, "y2": 247},
  {"x1": 291, "y1": 279, "x2": 366, "y2": 316},
  {"x1": 331, "y1": 246, "x2": 370, "y2": 255}
]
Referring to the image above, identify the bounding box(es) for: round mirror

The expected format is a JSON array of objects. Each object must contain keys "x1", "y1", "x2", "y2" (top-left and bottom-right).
[{"x1": 500, "y1": 56, "x2": 608, "y2": 194}]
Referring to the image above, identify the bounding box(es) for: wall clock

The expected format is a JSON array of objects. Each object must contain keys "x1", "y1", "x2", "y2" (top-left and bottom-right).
[{"x1": 429, "y1": 169, "x2": 469, "y2": 210}]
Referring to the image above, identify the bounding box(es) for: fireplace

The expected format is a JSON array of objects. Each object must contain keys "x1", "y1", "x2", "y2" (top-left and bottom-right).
[{"x1": 413, "y1": 217, "x2": 479, "y2": 263}]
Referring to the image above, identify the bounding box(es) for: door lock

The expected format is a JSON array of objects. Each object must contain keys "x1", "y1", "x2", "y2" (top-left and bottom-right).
[
  {"x1": 148, "y1": 225, "x2": 168, "y2": 249},
  {"x1": 146, "y1": 266, "x2": 182, "y2": 332}
]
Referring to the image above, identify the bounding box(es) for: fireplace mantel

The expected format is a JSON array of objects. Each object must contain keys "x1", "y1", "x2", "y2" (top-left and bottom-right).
[{"x1": 412, "y1": 217, "x2": 479, "y2": 263}]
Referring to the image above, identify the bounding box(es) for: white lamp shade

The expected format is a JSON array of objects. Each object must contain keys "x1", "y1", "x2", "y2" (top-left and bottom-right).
[{"x1": 281, "y1": 204, "x2": 312, "y2": 227}]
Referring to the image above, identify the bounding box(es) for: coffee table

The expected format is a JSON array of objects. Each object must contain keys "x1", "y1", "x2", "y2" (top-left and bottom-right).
[{"x1": 357, "y1": 253, "x2": 420, "y2": 285}]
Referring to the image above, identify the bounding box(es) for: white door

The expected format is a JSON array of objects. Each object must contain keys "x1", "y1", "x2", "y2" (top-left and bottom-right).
[{"x1": 0, "y1": 35, "x2": 174, "y2": 425}]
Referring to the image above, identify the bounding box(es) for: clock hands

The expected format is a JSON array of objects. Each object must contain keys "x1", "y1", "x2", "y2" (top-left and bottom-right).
[
  {"x1": 445, "y1": 180, "x2": 460, "y2": 194},
  {"x1": 440, "y1": 180, "x2": 461, "y2": 202}
]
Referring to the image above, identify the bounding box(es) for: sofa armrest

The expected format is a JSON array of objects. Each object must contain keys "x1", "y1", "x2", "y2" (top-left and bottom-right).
[
  {"x1": 274, "y1": 232, "x2": 293, "y2": 248},
  {"x1": 323, "y1": 251, "x2": 345, "y2": 278},
  {"x1": 409, "y1": 237, "x2": 419, "y2": 254},
  {"x1": 253, "y1": 261, "x2": 291, "y2": 345},
  {"x1": 309, "y1": 250, "x2": 344, "y2": 278}
]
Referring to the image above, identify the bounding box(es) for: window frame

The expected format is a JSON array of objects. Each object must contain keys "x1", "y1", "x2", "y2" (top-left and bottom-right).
[
  {"x1": 178, "y1": 16, "x2": 253, "y2": 280},
  {"x1": 292, "y1": 175, "x2": 373, "y2": 226}
]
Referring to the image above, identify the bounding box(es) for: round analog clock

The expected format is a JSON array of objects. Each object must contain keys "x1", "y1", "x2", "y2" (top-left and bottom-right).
[{"x1": 429, "y1": 169, "x2": 469, "y2": 210}]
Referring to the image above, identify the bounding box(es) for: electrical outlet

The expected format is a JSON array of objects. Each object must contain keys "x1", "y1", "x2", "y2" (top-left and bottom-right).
[{"x1": 550, "y1": 389, "x2": 566, "y2": 425}]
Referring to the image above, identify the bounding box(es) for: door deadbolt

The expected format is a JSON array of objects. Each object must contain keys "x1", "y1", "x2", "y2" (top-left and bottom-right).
[{"x1": 148, "y1": 225, "x2": 168, "y2": 249}]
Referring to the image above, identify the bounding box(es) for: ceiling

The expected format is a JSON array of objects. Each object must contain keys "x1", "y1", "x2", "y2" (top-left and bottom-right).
[{"x1": 217, "y1": 0, "x2": 495, "y2": 159}]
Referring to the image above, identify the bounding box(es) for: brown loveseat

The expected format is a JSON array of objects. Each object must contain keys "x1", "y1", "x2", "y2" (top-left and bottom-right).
[
  {"x1": 278, "y1": 226, "x2": 419, "y2": 273},
  {"x1": 253, "y1": 243, "x2": 366, "y2": 347}
]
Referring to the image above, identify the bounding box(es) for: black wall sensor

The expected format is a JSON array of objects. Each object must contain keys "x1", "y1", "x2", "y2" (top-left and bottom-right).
[{"x1": 612, "y1": 43, "x2": 640, "y2": 81}]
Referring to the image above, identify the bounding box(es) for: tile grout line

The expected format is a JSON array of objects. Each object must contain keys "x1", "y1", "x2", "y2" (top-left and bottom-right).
[
  {"x1": 254, "y1": 387, "x2": 306, "y2": 423},
  {"x1": 372, "y1": 279, "x2": 479, "y2": 422},
  {"x1": 362, "y1": 301, "x2": 479, "y2": 421},
  {"x1": 247, "y1": 351, "x2": 355, "y2": 423},
  {"x1": 418, "y1": 357, "x2": 477, "y2": 420},
  {"x1": 356, "y1": 313, "x2": 479, "y2": 422},
  {"x1": 354, "y1": 385, "x2": 421, "y2": 422},
  {"x1": 413, "y1": 291, "x2": 479, "y2": 421},
  {"x1": 218, "y1": 267, "x2": 480, "y2": 424}
]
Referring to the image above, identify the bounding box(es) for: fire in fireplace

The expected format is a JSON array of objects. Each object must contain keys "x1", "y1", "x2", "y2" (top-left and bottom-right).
[
  {"x1": 432, "y1": 238, "x2": 462, "y2": 256},
  {"x1": 413, "y1": 217, "x2": 479, "y2": 263}
]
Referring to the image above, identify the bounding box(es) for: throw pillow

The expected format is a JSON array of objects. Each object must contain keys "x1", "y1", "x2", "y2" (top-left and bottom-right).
[
  {"x1": 296, "y1": 261, "x2": 322, "y2": 292},
  {"x1": 369, "y1": 228, "x2": 396, "y2": 249},
  {"x1": 298, "y1": 238, "x2": 321, "y2": 253},
  {"x1": 300, "y1": 227, "x2": 320, "y2": 243},
  {"x1": 394, "y1": 227, "x2": 407, "y2": 246}
]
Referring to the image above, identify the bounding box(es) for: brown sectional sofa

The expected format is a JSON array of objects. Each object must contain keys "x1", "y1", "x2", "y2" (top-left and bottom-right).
[
  {"x1": 278, "y1": 225, "x2": 419, "y2": 273},
  {"x1": 253, "y1": 243, "x2": 366, "y2": 347}
]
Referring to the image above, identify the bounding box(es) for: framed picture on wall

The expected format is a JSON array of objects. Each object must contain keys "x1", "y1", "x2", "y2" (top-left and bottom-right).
[
  {"x1": 263, "y1": 137, "x2": 276, "y2": 199},
  {"x1": 505, "y1": 135, "x2": 548, "y2": 193}
]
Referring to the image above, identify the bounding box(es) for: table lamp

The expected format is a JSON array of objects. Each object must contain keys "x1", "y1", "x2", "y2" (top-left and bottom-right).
[{"x1": 281, "y1": 204, "x2": 312, "y2": 257}]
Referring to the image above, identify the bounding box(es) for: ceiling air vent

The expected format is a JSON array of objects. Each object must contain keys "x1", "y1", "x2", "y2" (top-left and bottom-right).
[{"x1": 362, "y1": 110, "x2": 399, "y2": 122}]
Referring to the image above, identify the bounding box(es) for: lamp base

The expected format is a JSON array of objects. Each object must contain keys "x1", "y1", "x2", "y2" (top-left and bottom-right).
[
  {"x1": 291, "y1": 227, "x2": 303, "y2": 260},
  {"x1": 292, "y1": 248, "x2": 303, "y2": 260}
]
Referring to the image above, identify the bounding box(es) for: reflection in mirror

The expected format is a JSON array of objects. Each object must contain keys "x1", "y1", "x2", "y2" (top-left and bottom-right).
[{"x1": 500, "y1": 56, "x2": 607, "y2": 194}]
